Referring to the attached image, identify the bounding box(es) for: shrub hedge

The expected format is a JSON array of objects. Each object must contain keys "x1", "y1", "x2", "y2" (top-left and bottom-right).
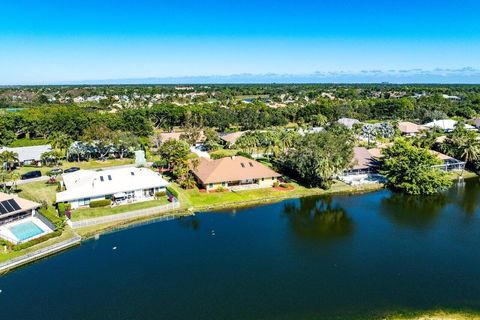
[
  {"x1": 155, "y1": 191, "x2": 166, "y2": 198},
  {"x1": 166, "y1": 186, "x2": 178, "y2": 198},
  {"x1": 89, "y1": 199, "x2": 112, "y2": 208}
]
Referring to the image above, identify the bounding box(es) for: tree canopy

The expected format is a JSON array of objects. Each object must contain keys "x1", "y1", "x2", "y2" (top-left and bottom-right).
[{"x1": 379, "y1": 140, "x2": 452, "y2": 195}]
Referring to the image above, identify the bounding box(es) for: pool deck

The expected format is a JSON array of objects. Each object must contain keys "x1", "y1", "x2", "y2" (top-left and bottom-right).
[{"x1": 0, "y1": 216, "x2": 53, "y2": 244}]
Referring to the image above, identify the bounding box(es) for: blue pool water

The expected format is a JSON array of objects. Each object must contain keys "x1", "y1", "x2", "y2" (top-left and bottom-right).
[{"x1": 9, "y1": 221, "x2": 44, "y2": 242}]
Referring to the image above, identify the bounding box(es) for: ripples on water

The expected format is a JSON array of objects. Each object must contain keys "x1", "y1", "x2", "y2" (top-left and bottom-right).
[{"x1": 1, "y1": 179, "x2": 480, "y2": 320}]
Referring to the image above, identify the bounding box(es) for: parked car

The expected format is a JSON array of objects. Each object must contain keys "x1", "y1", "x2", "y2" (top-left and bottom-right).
[
  {"x1": 50, "y1": 168, "x2": 63, "y2": 175},
  {"x1": 64, "y1": 167, "x2": 80, "y2": 173},
  {"x1": 21, "y1": 170, "x2": 42, "y2": 180}
]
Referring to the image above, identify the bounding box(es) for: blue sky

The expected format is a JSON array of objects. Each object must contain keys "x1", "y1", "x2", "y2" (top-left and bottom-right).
[{"x1": 1, "y1": 0, "x2": 480, "y2": 84}]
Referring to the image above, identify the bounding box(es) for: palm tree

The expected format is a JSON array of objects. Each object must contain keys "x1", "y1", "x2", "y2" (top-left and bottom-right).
[
  {"x1": 9, "y1": 171, "x2": 20, "y2": 193},
  {"x1": 49, "y1": 132, "x2": 72, "y2": 159},
  {"x1": 0, "y1": 150, "x2": 19, "y2": 171}
]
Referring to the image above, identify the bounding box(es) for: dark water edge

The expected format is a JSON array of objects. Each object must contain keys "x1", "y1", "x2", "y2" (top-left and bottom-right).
[{"x1": 1, "y1": 179, "x2": 480, "y2": 320}]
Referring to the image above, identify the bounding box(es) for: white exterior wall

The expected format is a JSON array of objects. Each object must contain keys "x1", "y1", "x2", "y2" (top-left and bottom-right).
[{"x1": 258, "y1": 177, "x2": 278, "y2": 188}]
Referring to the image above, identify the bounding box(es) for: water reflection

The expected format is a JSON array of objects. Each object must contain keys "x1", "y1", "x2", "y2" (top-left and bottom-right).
[
  {"x1": 177, "y1": 216, "x2": 201, "y2": 231},
  {"x1": 283, "y1": 196, "x2": 354, "y2": 240},
  {"x1": 450, "y1": 178, "x2": 480, "y2": 215},
  {"x1": 380, "y1": 192, "x2": 447, "y2": 229}
]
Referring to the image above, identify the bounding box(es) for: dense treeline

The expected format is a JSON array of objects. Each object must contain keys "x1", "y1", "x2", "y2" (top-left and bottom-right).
[{"x1": 1, "y1": 89, "x2": 480, "y2": 146}]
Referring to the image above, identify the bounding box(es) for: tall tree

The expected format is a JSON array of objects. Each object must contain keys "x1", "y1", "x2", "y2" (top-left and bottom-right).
[{"x1": 379, "y1": 140, "x2": 452, "y2": 195}]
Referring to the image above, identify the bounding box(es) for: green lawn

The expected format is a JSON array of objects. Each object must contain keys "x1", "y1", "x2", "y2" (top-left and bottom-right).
[
  {"x1": 16, "y1": 181, "x2": 58, "y2": 204},
  {"x1": 172, "y1": 181, "x2": 383, "y2": 210},
  {"x1": 9, "y1": 138, "x2": 49, "y2": 147},
  {"x1": 71, "y1": 197, "x2": 172, "y2": 221}
]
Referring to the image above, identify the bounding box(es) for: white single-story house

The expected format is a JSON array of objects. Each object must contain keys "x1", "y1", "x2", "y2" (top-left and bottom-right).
[
  {"x1": 56, "y1": 167, "x2": 169, "y2": 209},
  {"x1": 424, "y1": 119, "x2": 475, "y2": 132},
  {"x1": 0, "y1": 144, "x2": 52, "y2": 166},
  {"x1": 0, "y1": 192, "x2": 54, "y2": 244}
]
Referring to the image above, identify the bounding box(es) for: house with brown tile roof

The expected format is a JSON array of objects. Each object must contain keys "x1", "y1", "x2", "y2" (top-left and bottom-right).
[
  {"x1": 219, "y1": 131, "x2": 247, "y2": 147},
  {"x1": 342, "y1": 147, "x2": 377, "y2": 176},
  {"x1": 191, "y1": 156, "x2": 281, "y2": 191},
  {"x1": 398, "y1": 121, "x2": 427, "y2": 136}
]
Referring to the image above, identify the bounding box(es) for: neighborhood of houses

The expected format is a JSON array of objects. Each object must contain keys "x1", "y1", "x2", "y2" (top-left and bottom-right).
[{"x1": 0, "y1": 117, "x2": 475, "y2": 245}]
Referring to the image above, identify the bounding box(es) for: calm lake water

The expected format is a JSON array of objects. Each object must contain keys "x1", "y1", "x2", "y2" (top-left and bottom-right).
[{"x1": 2, "y1": 179, "x2": 480, "y2": 319}]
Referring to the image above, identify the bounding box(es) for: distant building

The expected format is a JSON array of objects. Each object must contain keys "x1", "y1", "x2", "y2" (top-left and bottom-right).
[
  {"x1": 0, "y1": 145, "x2": 52, "y2": 166},
  {"x1": 442, "y1": 94, "x2": 461, "y2": 101},
  {"x1": 424, "y1": 119, "x2": 475, "y2": 132},
  {"x1": 337, "y1": 117, "x2": 360, "y2": 129},
  {"x1": 219, "y1": 131, "x2": 247, "y2": 147},
  {"x1": 191, "y1": 156, "x2": 281, "y2": 191},
  {"x1": 157, "y1": 131, "x2": 205, "y2": 145},
  {"x1": 398, "y1": 121, "x2": 427, "y2": 136},
  {"x1": 56, "y1": 167, "x2": 169, "y2": 209}
]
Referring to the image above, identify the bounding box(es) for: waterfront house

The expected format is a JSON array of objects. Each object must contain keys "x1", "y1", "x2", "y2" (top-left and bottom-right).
[
  {"x1": 0, "y1": 192, "x2": 41, "y2": 225},
  {"x1": 398, "y1": 121, "x2": 427, "y2": 136},
  {"x1": 368, "y1": 146, "x2": 465, "y2": 172},
  {"x1": 0, "y1": 192, "x2": 54, "y2": 244},
  {"x1": 191, "y1": 156, "x2": 281, "y2": 191},
  {"x1": 56, "y1": 167, "x2": 169, "y2": 209},
  {"x1": 429, "y1": 150, "x2": 466, "y2": 172},
  {"x1": 339, "y1": 147, "x2": 383, "y2": 185},
  {"x1": 0, "y1": 144, "x2": 52, "y2": 166}
]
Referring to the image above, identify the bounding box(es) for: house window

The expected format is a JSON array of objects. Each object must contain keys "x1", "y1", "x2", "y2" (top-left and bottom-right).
[
  {"x1": 79, "y1": 198, "x2": 91, "y2": 206},
  {"x1": 262, "y1": 178, "x2": 265, "y2": 181},
  {"x1": 108, "y1": 175, "x2": 112, "y2": 181},
  {"x1": 209, "y1": 183, "x2": 213, "y2": 188},
  {"x1": 272, "y1": 177, "x2": 274, "y2": 180},
  {"x1": 249, "y1": 162, "x2": 254, "y2": 167},
  {"x1": 131, "y1": 172, "x2": 135, "y2": 176},
  {"x1": 240, "y1": 163, "x2": 245, "y2": 168},
  {"x1": 100, "y1": 176, "x2": 104, "y2": 182},
  {"x1": 222, "y1": 182, "x2": 226, "y2": 186}
]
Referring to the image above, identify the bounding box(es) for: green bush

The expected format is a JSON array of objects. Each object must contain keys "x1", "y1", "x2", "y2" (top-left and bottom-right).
[
  {"x1": 57, "y1": 203, "x2": 66, "y2": 217},
  {"x1": 273, "y1": 181, "x2": 280, "y2": 188},
  {"x1": 155, "y1": 191, "x2": 166, "y2": 198},
  {"x1": 40, "y1": 207, "x2": 64, "y2": 227},
  {"x1": 236, "y1": 151, "x2": 253, "y2": 159},
  {"x1": 89, "y1": 199, "x2": 112, "y2": 208},
  {"x1": 166, "y1": 186, "x2": 178, "y2": 198}
]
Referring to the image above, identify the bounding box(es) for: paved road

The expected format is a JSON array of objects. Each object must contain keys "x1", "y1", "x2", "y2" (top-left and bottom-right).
[{"x1": 4, "y1": 162, "x2": 153, "y2": 186}]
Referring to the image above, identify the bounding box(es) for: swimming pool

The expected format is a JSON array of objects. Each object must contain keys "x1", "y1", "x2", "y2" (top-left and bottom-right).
[{"x1": 9, "y1": 221, "x2": 44, "y2": 242}]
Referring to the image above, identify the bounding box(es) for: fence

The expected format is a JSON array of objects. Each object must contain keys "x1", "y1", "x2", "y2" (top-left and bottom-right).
[
  {"x1": 0, "y1": 235, "x2": 81, "y2": 273},
  {"x1": 69, "y1": 201, "x2": 181, "y2": 229}
]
